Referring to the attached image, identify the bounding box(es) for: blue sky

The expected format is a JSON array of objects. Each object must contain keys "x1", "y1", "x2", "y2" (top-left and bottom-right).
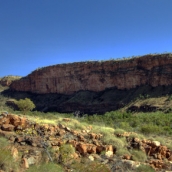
[{"x1": 0, "y1": 0, "x2": 172, "y2": 77}]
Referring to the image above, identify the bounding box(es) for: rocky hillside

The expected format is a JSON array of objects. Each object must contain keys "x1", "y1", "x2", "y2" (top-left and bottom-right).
[
  {"x1": 0, "y1": 76, "x2": 21, "y2": 87},
  {"x1": 0, "y1": 112, "x2": 171, "y2": 172},
  {"x1": 10, "y1": 53, "x2": 172, "y2": 94}
]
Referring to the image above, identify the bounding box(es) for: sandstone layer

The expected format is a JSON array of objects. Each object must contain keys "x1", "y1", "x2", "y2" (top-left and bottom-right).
[{"x1": 10, "y1": 53, "x2": 172, "y2": 94}]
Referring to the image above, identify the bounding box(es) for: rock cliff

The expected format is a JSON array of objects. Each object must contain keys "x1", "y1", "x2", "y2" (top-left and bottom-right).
[{"x1": 10, "y1": 53, "x2": 172, "y2": 94}]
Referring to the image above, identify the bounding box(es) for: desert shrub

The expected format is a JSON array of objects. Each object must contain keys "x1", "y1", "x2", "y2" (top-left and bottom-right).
[
  {"x1": 39, "y1": 146, "x2": 58, "y2": 164},
  {"x1": 129, "y1": 118, "x2": 140, "y2": 128},
  {"x1": 127, "y1": 133, "x2": 145, "y2": 140},
  {"x1": 140, "y1": 124, "x2": 160, "y2": 134},
  {"x1": 135, "y1": 164, "x2": 155, "y2": 172},
  {"x1": 59, "y1": 144, "x2": 75, "y2": 165},
  {"x1": 0, "y1": 94, "x2": 14, "y2": 113},
  {"x1": 15, "y1": 98, "x2": 35, "y2": 115},
  {"x1": 73, "y1": 122, "x2": 86, "y2": 130},
  {"x1": 116, "y1": 148, "x2": 130, "y2": 156},
  {"x1": 162, "y1": 126, "x2": 172, "y2": 134},
  {"x1": 26, "y1": 162, "x2": 64, "y2": 172},
  {"x1": 71, "y1": 160, "x2": 111, "y2": 172},
  {"x1": 60, "y1": 118, "x2": 87, "y2": 131},
  {"x1": 0, "y1": 137, "x2": 9, "y2": 147},
  {"x1": 0, "y1": 137, "x2": 19, "y2": 172},
  {"x1": 103, "y1": 136, "x2": 126, "y2": 150},
  {"x1": 119, "y1": 122, "x2": 132, "y2": 131},
  {"x1": 0, "y1": 148, "x2": 19, "y2": 172},
  {"x1": 68, "y1": 110, "x2": 172, "y2": 136},
  {"x1": 130, "y1": 150, "x2": 147, "y2": 162},
  {"x1": 94, "y1": 126, "x2": 114, "y2": 136},
  {"x1": 114, "y1": 128, "x2": 126, "y2": 135}
]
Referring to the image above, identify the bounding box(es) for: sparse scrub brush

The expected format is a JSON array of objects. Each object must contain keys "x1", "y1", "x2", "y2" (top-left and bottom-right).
[
  {"x1": 26, "y1": 162, "x2": 64, "y2": 172},
  {"x1": 130, "y1": 150, "x2": 147, "y2": 162}
]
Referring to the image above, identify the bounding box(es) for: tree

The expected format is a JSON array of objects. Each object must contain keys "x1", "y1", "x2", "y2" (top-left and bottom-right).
[{"x1": 16, "y1": 98, "x2": 35, "y2": 114}]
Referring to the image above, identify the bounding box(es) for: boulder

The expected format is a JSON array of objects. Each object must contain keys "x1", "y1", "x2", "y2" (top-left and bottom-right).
[
  {"x1": 88, "y1": 155, "x2": 94, "y2": 161},
  {"x1": 152, "y1": 141, "x2": 161, "y2": 147},
  {"x1": 1, "y1": 124, "x2": 15, "y2": 131},
  {"x1": 105, "y1": 151, "x2": 113, "y2": 158},
  {"x1": 11, "y1": 146, "x2": 18, "y2": 160},
  {"x1": 122, "y1": 159, "x2": 140, "y2": 169},
  {"x1": 22, "y1": 158, "x2": 29, "y2": 169},
  {"x1": 123, "y1": 154, "x2": 131, "y2": 160}
]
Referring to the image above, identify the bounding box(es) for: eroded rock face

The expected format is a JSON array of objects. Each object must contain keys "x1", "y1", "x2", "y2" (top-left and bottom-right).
[{"x1": 10, "y1": 54, "x2": 172, "y2": 94}]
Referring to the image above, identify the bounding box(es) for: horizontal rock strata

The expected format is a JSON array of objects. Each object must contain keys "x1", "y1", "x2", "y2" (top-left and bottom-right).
[{"x1": 10, "y1": 54, "x2": 172, "y2": 94}]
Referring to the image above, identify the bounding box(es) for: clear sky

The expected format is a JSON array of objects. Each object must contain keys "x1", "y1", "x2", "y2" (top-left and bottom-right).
[{"x1": 0, "y1": 0, "x2": 172, "y2": 77}]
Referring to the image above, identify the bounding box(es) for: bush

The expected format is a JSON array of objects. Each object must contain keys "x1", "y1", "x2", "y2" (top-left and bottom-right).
[
  {"x1": 15, "y1": 98, "x2": 35, "y2": 114},
  {"x1": 135, "y1": 164, "x2": 155, "y2": 172},
  {"x1": 71, "y1": 160, "x2": 111, "y2": 172},
  {"x1": 130, "y1": 150, "x2": 147, "y2": 162},
  {"x1": 103, "y1": 136, "x2": 126, "y2": 150},
  {"x1": 140, "y1": 124, "x2": 160, "y2": 134},
  {"x1": 59, "y1": 144, "x2": 75, "y2": 166},
  {"x1": 0, "y1": 137, "x2": 19, "y2": 172},
  {"x1": 116, "y1": 148, "x2": 130, "y2": 156},
  {"x1": 26, "y1": 162, "x2": 64, "y2": 172},
  {"x1": 119, "y1": 122, "x2": 132, "y2": 131}
]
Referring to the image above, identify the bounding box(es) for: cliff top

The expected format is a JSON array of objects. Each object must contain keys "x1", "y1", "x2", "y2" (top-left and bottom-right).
[{"x1": 30, "y1": 53, "x2": 172, "y2": 75}]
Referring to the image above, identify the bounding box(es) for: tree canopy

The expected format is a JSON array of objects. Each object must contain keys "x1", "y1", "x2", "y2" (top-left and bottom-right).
[{"x1": 16, "y1": 98, "x2": 35, "y2": 114}]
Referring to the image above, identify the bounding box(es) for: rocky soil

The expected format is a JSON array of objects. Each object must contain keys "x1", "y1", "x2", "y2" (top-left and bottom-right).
[{"x1": 0, "y1": 112, "x2": 172, "y2": 172}]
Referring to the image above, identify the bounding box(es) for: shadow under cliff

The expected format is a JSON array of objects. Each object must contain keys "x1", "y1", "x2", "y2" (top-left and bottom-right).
[{"x1": 2, "y1": 85, "x2": 172, "y2": 114}]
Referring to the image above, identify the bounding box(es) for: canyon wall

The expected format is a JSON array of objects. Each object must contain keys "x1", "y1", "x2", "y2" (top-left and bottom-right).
[{"x1": 10, "y1": 54, "x2": 172, "y2": 94}]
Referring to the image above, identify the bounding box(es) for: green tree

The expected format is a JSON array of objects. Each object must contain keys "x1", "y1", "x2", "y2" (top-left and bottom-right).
[{"x1": 16, "y1": 98, "x2": 35, "y2": 114}]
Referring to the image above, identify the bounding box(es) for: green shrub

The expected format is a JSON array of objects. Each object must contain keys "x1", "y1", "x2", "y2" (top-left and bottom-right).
[
  {"x1": 71, "y1": 160, "x2": 111, "y2": 172},
  {"x1": 135, "y1": 164, "x2": 155, "y2": 172},
  {"x1": 127, "y1": 133, "x2": 145, "y2": 140},
  {"x1": 15, "y1": 98, "x2": 35, "y2": 115},
  {"x1": 0, "y1": 137, "x2": 19, "y2": 172},
  {"x1": 116, "y1": 148, "x2": 130, "y2": 156},
  {"x1": 114, "y1": 128, "x2": 126, "y2": 135},
  {"x1": 26, "y1": 162, "x2": 64, "y2": 172},
  {"x1": 130, "y1": 150, "x2": 147, "y2": 162},
  {"x1": 119, "y1": 122, "x2": 132, "y2": 131},
  {"x1": 0, "y1": 137, "x2": 9, "y2": 147},
  {"x1": 59, "y1": 144, "x2": 75, "y2": 165},
  {"x1": 140, "y1": 124, "x2": 160, "y2": 134},
  {"x1": 103, "y1": 136, "x2": 125, "y2": 150}
]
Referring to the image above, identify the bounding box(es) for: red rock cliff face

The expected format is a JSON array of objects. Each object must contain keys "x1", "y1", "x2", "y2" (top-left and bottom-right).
[{"x1": 10, "y1": 54, "x2": 172, "y2": 94}]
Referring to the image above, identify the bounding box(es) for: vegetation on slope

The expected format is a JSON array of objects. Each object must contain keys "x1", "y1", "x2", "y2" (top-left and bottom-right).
[{"x1": 0, "y1": 84, "x2": 172, "y2": 171}]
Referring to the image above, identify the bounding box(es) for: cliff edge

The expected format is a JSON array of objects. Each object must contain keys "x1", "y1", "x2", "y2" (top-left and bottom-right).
[
  {"x1": 5, "y1": 53, "x2": 172, "y2": 114},
  {"x1": 10, "y1": 53, "x2": 172, "y2": 94}
]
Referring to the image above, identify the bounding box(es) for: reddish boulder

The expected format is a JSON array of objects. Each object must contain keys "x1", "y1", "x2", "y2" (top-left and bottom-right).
[{"x1": 1, "y1": 124, "x2": 15, "y2": 131}]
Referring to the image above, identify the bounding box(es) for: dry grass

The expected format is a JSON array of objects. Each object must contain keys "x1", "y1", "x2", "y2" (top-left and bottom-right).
[{"x1": 125, "y1": 96, "x2": 172, "y2": 112}]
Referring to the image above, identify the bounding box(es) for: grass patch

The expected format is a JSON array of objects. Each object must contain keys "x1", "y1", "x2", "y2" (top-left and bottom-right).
[
  {"x1": 71, "y1": 159, "x2": 111, "y2": 172},
  {"x1": 0, "y1": 137, "x2": 20, "y2": 172},
  {"x1": 130, "y1": 150, "x2": 147, "y2": 162},
  {"x1": 116, "y1": 148, "x2": 130, "y2": 156},
  {"x1": 26, "y1": 162, "x2": 64, "y2": 172},
  {"x1": 135, "y1": 164, "x2": 155, "y2": 172}
]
